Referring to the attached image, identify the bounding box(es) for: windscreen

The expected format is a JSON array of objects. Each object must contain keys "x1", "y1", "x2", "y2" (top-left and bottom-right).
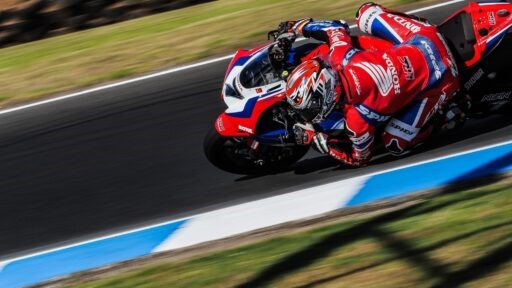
[{"x1": 239, "y1": 51, "x2": 281, "y2": 88}]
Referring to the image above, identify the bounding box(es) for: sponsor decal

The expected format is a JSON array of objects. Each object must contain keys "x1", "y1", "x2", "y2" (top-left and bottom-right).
[
  {"x1": 342, "y1": 48, "x2": 359, "y2": 67},
  {"x1": 389, "y1": 121, "x2": 415, "y2": 136},
  {"x1": 354, "y1": 62, "x2": 392, "y2": 96},
  {"x1": 488, "y1": 12, "x2": 496, "y2": 26},
  {"x1": 382, "y1": 53, "x2": 401, "y2": 95},
  {"x1": 216, "y1": 117, "x2": 224, "y2": 131},
  {"x1": 425, "y1": 91, "x2": 447, "y2": 121},
  {"x1": 348, "y1": 69, "x2": 362, "y2": 96},
  {"x1": 363, "y1": 9, "x2": 380, "y2": 32},
  {"x1": 255, "y1": 88, "x2": 263, "y2": 93},
  {"x1": 327, "y1": 28, "x2": 348, "y2": 48},
  {"x1": 238, "y1": 125, "x2": 253, "y2": 134},
  {"x1": 447, "y1": 59, "x2": 458, "y2": 78},
  {"x1": 355, "y1": 104, "x2": 391, "y2": 124},
  {"x1": 437, "y1": 33, "x2": 458, "y2": 77},
  {"x1": 387, "y1": 15, "x2": 421, "y2": 33},
  {"x1": 481, "y1": 91, "x2": 511, "y2": 102},
  {"x1": 398, "y1": 56, "x2": 415, "y2": 80},
  {"x1": 235, "y1": 77, "x2": 244, "y2": 93},
  {"x1": 464, "y1": 68, "x2": 484, "y2": 90},
  {"x1": 385, "y1": 118, "x2": 418, "y2": 142},
  {"x1": 420, "y1": 40, "x2": 442, "y2": 80},
  {"x1": 354, "y1": 53, "x2": 400, "y2": 96}
]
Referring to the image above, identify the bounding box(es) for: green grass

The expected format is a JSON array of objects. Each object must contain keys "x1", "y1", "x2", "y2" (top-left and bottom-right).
[
  {"x1": 69, "y1": 179, "x2": 512, "y2": 288},
  {"x1": 0, "y1": 0, "x2": 439, "y2": 106}
]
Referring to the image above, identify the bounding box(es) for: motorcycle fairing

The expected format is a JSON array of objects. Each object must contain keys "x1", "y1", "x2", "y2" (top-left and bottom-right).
[
  {"x1": 218, "y1": 42, "x2": 289, "y2": 137},
  {"x1": 216, "y1": 92, "x2": 286, "y2": 137},
  {"x1": 440, "y1": 1, "x2": 512, "y2": 68},
  {"x1": 224, "y1": 42, "x2": 272, "y2": 79}
]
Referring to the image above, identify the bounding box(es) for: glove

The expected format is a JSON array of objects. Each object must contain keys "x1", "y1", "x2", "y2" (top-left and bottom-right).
[
  {"x1": 270, "y1": 32, "x2": 296, "y2": 64},
  {"x1": 269, "y1": 18, "x2": 311, "y2": 42},
  {"x1": 293, "y1": 123, "x2": 331, "y2": 154},
  {"x1": 293, "y1": 123, "x2": 315, "y2": 145},
  {"x1": 277, "y1": 18, "x2": 312, "y2": 34},
  {"x1": 291, "y1": 18, "x2": 312, "y2": 35},
  {"x1": 312, "y1": 132, "x2": 330, "y2": 154},
  {"x1": 276, "y1": 32, "x2": 296, "y2": 52},
  {"x1": 328, "y1": 139, "x2": 370, "y2": 167},
  {"x1": 277, "y1": 20, "x2": 298, "y2": 35}
]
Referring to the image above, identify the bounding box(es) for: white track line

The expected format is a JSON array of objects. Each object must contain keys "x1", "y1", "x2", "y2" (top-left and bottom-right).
[
  {"x1": 0, "y1": 55, "x2": 235, "y2": 116},
  {"x1": 0, "y1": 0, "x2": 466, "y2": 116},
  {"x1": 1, "y1": 137, "x2": 511, "y2": 265}
]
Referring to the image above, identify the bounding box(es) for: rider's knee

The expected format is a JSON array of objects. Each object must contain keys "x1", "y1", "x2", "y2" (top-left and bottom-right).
[
  {"x1": 382, "y1": 121, "x2": 434, "y2": 156},
  {"x1": 382, "y1": 118, "x2": 422, "y2": 156}
]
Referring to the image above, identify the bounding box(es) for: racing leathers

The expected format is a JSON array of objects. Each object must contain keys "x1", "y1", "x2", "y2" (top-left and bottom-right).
[{"x1": 292, "y1": 3, "x2": 459, "y2": 166}]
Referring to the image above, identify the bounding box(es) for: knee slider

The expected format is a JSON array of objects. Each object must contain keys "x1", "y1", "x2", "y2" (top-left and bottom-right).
[{"x1": 382, "y1": 132, "x2": 409, "y2": 156}]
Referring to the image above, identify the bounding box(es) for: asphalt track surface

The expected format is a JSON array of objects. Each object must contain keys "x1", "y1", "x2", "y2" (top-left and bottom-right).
[{"x1": 1, "y1": 0, "x2": 511, "y2": 258}]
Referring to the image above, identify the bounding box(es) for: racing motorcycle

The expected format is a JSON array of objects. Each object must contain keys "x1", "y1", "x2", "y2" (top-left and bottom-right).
[{"x1": 204, "y1": 0, "x2": 512, "y2": 175}]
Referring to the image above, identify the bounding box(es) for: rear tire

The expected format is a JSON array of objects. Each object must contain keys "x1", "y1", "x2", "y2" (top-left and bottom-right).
[{"x1": 203, "y1": 128, "x2": 308, "y2": 175}]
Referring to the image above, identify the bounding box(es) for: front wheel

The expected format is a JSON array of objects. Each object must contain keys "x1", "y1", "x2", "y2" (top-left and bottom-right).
[{"x1": 203, "y1": 128, "x2": 309, "y2": 175}]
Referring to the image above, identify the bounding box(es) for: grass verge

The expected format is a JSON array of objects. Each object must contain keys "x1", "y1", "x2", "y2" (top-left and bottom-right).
[
  {"x1": 0, "y1": 0, "x2": 441, "y2": 107},
  {"x1": 64, "y1": 178, "x2": 512, "y2": 288}
]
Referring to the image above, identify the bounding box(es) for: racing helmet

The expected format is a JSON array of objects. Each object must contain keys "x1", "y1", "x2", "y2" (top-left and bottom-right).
[{"x1": 285, "y1": 59, "x2": 341, "y2": 122}]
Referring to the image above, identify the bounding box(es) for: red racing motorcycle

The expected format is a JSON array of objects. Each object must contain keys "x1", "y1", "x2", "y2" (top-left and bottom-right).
[{"x1": 204, "y1": 0, "x2": 512, "y2": 175}]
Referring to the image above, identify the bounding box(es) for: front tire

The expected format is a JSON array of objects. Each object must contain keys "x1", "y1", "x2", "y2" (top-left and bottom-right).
[{"x1": 203, "y1": 128, "x2": 309, "y2": 175}]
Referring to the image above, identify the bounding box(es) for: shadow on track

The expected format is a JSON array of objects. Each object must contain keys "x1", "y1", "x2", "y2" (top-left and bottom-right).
[
  {"x1": 371, "y1": 114, "x2": 512, "y2": 166},
  {"x1": 234, "y1": 115, "x2": 512, "y2": 180},
  {"x1": 236, "y1": 154, "x2": 512, "y2": 287}
]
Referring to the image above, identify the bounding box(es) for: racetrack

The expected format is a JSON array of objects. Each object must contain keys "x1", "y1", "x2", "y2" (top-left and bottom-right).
[{"x1": 0, "y1": 0, "x2": 511, "y2": 259}]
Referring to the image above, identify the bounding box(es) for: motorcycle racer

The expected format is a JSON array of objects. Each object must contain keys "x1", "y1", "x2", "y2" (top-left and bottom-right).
[{"x1": 283, "y1": 2, "x2": 460, "y2": 167}]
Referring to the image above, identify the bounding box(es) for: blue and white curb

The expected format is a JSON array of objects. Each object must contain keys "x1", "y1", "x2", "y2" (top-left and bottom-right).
[
  {"x1": 2, "y1": 140, "x2": 511, "y2": 287},
  {"x1": 348, "y1": 140, "x2": 512, "y2": 206},
  {"x1": 0, "y1": 221, "x2": 187, "y2": 287},
  {"x1": 153, "y1": 176, "x2": 366, "y2": 252}
]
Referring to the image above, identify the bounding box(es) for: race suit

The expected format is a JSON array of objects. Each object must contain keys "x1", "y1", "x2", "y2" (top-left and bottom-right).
[{"x1": 296, "y1": 3, "x2": 459, "y2": 165}]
